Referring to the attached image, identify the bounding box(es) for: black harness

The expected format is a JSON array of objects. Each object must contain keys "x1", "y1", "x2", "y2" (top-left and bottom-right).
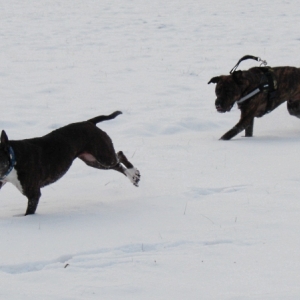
[{"x1": 230, "y1": 55, "x2": 278, "y2": 115}]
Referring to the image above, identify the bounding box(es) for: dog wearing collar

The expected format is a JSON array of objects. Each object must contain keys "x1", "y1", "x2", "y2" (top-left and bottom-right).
[
  {"x1": 0, "y1": 111, "x2": 141, "y2": 215},
  {"x1": 209, "y1": 63, "x2": 300, "y2": 140}
]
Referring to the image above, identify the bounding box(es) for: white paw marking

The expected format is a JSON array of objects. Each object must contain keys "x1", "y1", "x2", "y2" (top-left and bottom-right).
[
  {"x1": 124, "y1": 168, "x2": 140, "y2": 187},
  {"x1": 4, "y1": 168, "x2": 23, "y2": 193}
]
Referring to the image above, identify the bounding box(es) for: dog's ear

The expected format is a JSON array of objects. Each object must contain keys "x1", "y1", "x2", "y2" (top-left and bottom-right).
[
  {"x1": 1, "y1": 130, "x2": 9, "y2": 148},
  {"x1": 208, "y1": 76, "x2": 220, "y2": 84}
]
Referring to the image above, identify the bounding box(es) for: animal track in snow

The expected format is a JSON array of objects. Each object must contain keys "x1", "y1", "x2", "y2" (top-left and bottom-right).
[
  {"x1": 0, "y1": 254, "x2": 72, "y2": 274},
  {"x1": 0, "y1": 240, "x2": 245, "y2": 274},
  {"x1": 188, "y1": 185, "x2": 249, "y2": 198}
]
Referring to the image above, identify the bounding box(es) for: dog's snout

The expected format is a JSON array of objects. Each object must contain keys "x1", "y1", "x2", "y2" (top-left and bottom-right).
[
  {"x1": 215, "y1": 98, "x2": 227, "y2": 113},
  {"x1": 215, "y1": 99, "x2": 221, "y2": 106},
  {"x1": 215, "y1": 98, "x2": 223, "y2": 109}
]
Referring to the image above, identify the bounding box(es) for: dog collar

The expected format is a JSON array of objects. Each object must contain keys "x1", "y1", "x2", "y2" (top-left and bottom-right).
[{"x1": 0, "y1": 147, "x2": 16, "y2": 180}]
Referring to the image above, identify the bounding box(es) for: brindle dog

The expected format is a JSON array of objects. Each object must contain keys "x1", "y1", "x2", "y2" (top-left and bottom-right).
[{"x1": 208, "y1": 66, "x2": 300, "y2": 140}]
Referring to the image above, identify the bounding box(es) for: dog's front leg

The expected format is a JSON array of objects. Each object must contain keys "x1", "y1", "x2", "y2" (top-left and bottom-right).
[
  {"x1": 245, "y1": 118, "x2": 254, "y2": 137},
  {"x1": 0, "y1": 181, "x2": 6, "y2": 190},
  {"x1": 25, "y1": 190, "x2": 41, "y2": 215},
  {"x1": 220, "y1": 111, "x2": 255, "y2": 140},
  {"x1": 220, "y1": 126, "x2": 244, "y2": 140}
]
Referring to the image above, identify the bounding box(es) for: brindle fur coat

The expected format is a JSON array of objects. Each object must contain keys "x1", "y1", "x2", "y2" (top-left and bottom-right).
[{"x1": 208, "y1": 66, "x2": 300, "y2": 140}]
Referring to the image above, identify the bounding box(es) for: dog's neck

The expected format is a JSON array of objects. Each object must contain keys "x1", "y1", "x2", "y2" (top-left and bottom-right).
[{"x1": 0, "y1": 147, "x2": 16, "y2": 180}]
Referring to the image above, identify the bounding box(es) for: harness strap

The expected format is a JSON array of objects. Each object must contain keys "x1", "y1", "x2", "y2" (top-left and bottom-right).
[
  {"x1": 0, "y1": 147, "x2": 16, "y2": 180},
  {"x1": 236, "y1": 68, "x2": 277, "y2": 114},
  {"x1": 237, "y1": 88, "x2": 261, "y2": 104},
  {"x1": 263, "y1": 69, "x2": 277, "y2": 113},
  {"x1": 237, "y1": 82, "x2": 270, "y2": 105}
]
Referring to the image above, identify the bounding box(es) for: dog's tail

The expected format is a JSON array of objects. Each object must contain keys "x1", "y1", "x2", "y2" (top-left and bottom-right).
[{"x1": 88, "y1": 111, "x2": 122, "y2": 125}]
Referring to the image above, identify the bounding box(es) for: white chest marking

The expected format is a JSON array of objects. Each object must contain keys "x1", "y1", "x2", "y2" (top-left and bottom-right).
[{"x1": 3, "y1": 168, "x2": 23, "y2": 193}]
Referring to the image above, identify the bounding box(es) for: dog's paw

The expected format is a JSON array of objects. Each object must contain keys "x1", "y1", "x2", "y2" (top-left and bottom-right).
[{"x1": 125, "y1": 168, "x2": 141, "y2": 187}]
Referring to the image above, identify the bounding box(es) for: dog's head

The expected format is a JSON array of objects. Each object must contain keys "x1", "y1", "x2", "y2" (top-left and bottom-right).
[
  {"x1": 208, "y1": 71, "x2": 249, "y2": 113},
  {"x1": 0, "y1": 131, "x2": 12, "y2": 177}
]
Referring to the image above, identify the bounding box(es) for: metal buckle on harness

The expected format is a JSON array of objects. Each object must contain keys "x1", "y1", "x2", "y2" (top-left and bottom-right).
[{"x1": 258, "y1": 57, "x2": 267, "y2": 67}]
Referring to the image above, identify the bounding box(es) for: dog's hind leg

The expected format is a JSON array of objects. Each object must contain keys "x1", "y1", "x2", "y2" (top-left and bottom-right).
[
  {"x1": 114, "y1": 151, "x2": 140, "y2": 186},
  {"x1": 78, "y1": 152, "x2": 140, "y2": 187},
  {"x1": 116, "y1": 151, "x2": 134, "y2": 169},
  {"x1": 287, "y1": 98, "x2": 300, "y2": 118},
  {"x1": 25, "y1": 190, "x2": 41, "y2": 215},
  {"x1": 78, "y1": 154, "x2": 115, "y2": 170}
]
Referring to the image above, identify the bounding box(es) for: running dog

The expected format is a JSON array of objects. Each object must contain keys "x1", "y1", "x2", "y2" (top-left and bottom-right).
[{"x1": 0, "y1": 111, "x2": 140, "y2": 215}]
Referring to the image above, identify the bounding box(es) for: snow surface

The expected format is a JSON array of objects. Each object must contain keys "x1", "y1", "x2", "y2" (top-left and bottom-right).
[{"x1": 1, "y1": 0, "x2": 300, "y2": 299}]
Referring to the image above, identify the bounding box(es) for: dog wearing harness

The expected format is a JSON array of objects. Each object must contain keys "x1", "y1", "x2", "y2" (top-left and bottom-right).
[{"x1": 208, "y1": 55, "x2": 300, "y2": 140}]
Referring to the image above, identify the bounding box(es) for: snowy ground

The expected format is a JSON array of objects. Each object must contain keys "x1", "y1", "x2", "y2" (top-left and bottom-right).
[{"x1": 0, "y1": 0, "x2": 300, "y2": 299}]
